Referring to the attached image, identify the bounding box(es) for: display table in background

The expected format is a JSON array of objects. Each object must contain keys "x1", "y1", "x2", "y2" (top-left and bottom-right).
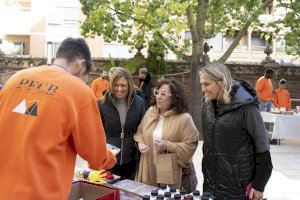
[{"x1": 260, "y1": 112, "x2": 300, "y2": 140}]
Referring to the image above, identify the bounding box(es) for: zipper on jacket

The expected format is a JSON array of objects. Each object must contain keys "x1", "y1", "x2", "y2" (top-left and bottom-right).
[
  {"x1": 212, "y1": 117, "x2": 216, "y2": 193},
  {"x1": 110, "y1": 92, "x2": 136, "y2": 166},
  {"x1": 120, "y1": 128, "x2": 125, "y2": 166}
]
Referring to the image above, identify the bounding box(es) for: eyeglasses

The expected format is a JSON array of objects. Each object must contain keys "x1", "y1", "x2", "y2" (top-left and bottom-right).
[{"x1": 153, "y1": 89, "x2": 172, "y2": 98}]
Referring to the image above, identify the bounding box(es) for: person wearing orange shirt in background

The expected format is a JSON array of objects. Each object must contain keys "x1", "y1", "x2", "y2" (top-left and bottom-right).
[
  {"x1": 256, "y1": 68, "x2": 274, "y2": 112},
  {"x1": 274, "y1": 79, "x2": 291, "y2": 111},
  {"x1": 0, "y1": 38, "x2": 116, "y2": 200},
  {"x1": 91, "y1": 71, "x2": 110, "y2": 99}
]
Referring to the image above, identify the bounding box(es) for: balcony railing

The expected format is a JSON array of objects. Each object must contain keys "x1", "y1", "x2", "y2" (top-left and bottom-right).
[{"x1": 251, "y1": 46, "x2": 267, "y2": 52}]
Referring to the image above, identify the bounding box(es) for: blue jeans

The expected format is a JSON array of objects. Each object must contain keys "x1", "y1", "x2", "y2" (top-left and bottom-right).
[
  {"x1": 259, "y1": 101, "x2": 273, "y2": 112},
  {"x1": 259, "y1": 101, "x2": 273, "y2": 131}
]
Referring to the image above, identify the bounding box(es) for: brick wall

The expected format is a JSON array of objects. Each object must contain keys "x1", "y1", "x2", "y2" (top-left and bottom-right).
[{"x1": 1, "y1": 56, "x2": 299, "y2": 108}]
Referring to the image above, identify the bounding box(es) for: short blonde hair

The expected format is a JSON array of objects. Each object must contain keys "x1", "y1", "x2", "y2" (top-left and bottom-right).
[{"x1": 199, "y1": 62, "x2": 234, "y2": 104}]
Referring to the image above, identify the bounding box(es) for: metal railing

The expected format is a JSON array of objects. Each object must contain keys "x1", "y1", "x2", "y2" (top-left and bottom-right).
[{"x1": 291, "y1": 99, "x2": 300, "y2": 102}]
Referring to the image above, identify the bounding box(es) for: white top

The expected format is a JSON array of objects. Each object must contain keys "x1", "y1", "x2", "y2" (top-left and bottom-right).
[{"x1": 153, "y1": 115, "x2": 164, "y2": 143}]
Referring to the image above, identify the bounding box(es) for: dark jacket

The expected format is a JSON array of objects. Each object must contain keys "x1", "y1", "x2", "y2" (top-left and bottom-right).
[
  {"x1": 98, "y1": 91, "x2": 146, "y2": 166},
  {"x1": 202, "y1": 79, "x2": 272, "y2": 200},
  {"x1": 139, "y1": 73, "x2": 153, "y2": 108}
]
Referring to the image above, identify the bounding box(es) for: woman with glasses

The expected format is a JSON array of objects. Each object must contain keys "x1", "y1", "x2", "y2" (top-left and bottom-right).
[
  {"x1": 98, "y1": 68, "x2": 146, "y2": 180},
  {"x1": 134, "y1": 78, "x2": 199, "y2": 192}
]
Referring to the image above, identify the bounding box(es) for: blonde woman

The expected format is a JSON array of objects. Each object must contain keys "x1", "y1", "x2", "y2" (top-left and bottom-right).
[
  {"x1": 134, "y1": 79, "x2": 199, "y2": 192},
  {"x1": 200, "y1": 62, "x2": 273, "y2": 200},
  {"x1": 98, "y1": 69, "x2": 146, "y2": 179}
]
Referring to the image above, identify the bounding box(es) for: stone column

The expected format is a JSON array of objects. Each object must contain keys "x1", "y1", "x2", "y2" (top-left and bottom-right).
[{"x1": 247, "y1": 30, "x2": 252, "y2": 52}]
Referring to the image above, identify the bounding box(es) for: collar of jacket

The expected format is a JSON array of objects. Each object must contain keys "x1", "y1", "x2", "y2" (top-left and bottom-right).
[
  {"x1": 150, "y1": 105, "x2": 176, "y2": 119},
  {"x1": 213, "y1": 79, "x2": 259, "y2": 116}
]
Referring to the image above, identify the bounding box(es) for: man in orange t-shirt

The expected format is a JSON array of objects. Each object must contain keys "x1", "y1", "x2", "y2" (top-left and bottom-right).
[
  {"x1": 256, "y1": 68, "x2": 274, "y2": 112},
  {"x1": 91, "y1": 71, "x2": 110, "y2": 99},
  {"x1": 274, "y1": 79, "x2": 291, "y2": 111},
  {"x1": 0, "y1": 38, "x2": 116, "y2": 199}
]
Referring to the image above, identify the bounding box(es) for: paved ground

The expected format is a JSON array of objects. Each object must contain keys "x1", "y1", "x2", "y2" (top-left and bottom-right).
[
  {"x1": 193, "y1": 140, "x2": 300, "y2": 200},
  {"x1": 76, "y1": 140, "x2": 300, "y2": 199}
]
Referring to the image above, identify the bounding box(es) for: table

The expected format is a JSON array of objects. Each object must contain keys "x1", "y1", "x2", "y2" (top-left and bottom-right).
[{"x1": 260, "y1": 112, "x2": 300, "y2": 140}]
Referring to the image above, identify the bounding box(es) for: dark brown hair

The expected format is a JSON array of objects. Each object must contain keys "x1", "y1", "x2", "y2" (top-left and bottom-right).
[{"x1": 154, "y1": 78, "x2": 188, "y2": 114}]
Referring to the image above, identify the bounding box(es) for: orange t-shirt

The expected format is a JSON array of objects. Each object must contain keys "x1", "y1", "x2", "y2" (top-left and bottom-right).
[
  {"x1": 256, "y1": 76, "x2": 274, "y2": 101},
  {"x1": 91, "y1": 78, "x2": 110, "y2": 99},
  {"x1": 274, "y1": 88, "x2": 291, "y2": 111},
  {"x1": 0, "y1": 66, "x2": 116, "y2": 200}
]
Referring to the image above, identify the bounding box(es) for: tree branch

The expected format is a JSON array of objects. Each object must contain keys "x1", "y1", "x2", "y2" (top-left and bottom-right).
[
  {"x1": 196, "y1": 0, "x2": 209, "y2": 37},
  {"x1": 156, "y1": 33, "x2": 191, "y2": 62},
  {"x1": 191, "y1": 0, "x2": 208, "y2": 61},
  {"x1": 186, "y1": 0, "x2": 199, "y2": 40},
  {"x1": 218, "y1": 0, "x2": 274, "y2": 63},
  {"x1": 210, "y1": 16, "x2": 215, "y2": 38}
]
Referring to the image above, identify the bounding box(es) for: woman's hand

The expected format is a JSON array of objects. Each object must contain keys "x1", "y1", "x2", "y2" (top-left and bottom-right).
[
  {"x1": 138, "y1": 143, "x2": 150, "y2": 154},
  {"x1": 249, "y1": 188, "x2": 263, "y2": 200},
  {"x1": 154, "y1": 139, "x2": 167, "y2": 152}
]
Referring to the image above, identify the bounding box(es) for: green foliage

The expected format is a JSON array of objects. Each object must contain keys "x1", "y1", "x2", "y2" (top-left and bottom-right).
[
  {"x1": 103, "y1": 54, "x2": 116, "y2": 72},
  {"x1": 206, "y1": 0, "x2": 263, "y2": 37},
  {"x1": 266, "y1": 1, "x2": 300, "y2": 56},
  {"x1": 281, "y1": 1, "x2": 300, "y2": 56},
  {"x1": 146, "y1": 39, "x2": 168, "y2": 75},
  {"x1": 80, "y1": 0, "x2": 270, "y2": 60},
  {"x1": 123, "y1": 59, "x2": 146, "y2": 74}
]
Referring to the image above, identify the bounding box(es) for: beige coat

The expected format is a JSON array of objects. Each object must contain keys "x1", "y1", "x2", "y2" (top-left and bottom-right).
[{"x1": 134, "y1": 106, "x2": 199, "y2": 188}]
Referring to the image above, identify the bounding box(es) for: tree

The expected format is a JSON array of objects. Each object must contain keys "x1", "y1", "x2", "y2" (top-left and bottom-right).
[
  {"x1": 271, "y1": 0, "x2": 300, "y2": 58},
  {"x1": 146, "y1": 38, "x2": 168, "y2": 75},
  {"x1": 80, "y1": 0, "x2": 273, "y2": 133}
]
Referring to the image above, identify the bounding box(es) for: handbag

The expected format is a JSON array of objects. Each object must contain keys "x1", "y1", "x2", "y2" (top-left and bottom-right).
[
  {"x1": 181, "y1": 161, "x2": 198, "y2": 193},
  {"x1": 156, "y1": 152, "x2": 179, "y2": 185}
]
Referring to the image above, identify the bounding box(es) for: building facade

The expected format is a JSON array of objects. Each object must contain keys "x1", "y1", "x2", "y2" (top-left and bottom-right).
[{"x1": 0, "y1": 0, "x2": 299, "y2": 64}]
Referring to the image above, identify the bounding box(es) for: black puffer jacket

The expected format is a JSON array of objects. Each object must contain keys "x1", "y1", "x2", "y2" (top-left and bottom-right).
[
  {"x1": 202, "y1": 79, "x2": 270, "y2": 200},
  {"x1": 98, "y1": 91, "x2": 146, "y2": 165},
  {"x1": 139, "y1": 73, "x2": 153, "y2": 108}
]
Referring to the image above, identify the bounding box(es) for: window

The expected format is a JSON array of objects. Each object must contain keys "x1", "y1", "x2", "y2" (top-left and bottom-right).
[
  {"x1": 63, "y1": 7, "x2": 78, "y2": 27},
  {"x1": 52, "y1": 42, "x2": 61, "y2": 56},
  {"x1": 209, "y1": 33, "x2": 223, "y2": 50},
  {"x1": 251, "y1": 32, "x2": 272, "y2": 51},
  {"x1": 13, "y1": 42, "x2": 24, "y2": 55},
  {"x1": 185, "y1": 31, "x2": 192, "y2": 40},
  {"x1": 276, "y1": 37, "x2": 285, "y2": 52},
  {"x1": 262, "y1": 0, "x2": 274, "y2": 15},
  {"x1": 46, "y1": 42, "x2": 61, "y2": 57},
  {"x1": 18, "y1": 0, "x2": 31, "y2": 12},
  {"x1": 47, "y1": 7, "x2": 78, "y2": 27},
  {"x1": 47, "y1": 7, "x2": 63, "y2": 26}
]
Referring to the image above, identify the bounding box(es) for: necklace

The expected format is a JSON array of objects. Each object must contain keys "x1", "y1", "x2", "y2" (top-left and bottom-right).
[{"x1": 52, "y1": 63, "x2": 68, "y2": 72}]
